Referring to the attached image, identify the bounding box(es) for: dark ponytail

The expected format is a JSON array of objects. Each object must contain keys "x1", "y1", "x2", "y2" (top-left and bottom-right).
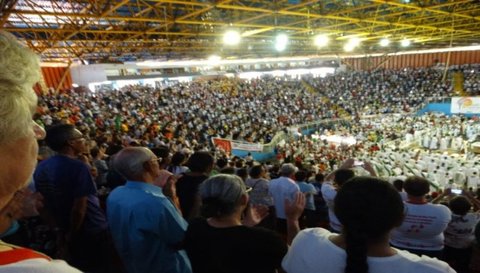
[
  {"x1": 344, "y1": 228, "x2": 368, "y2": 273},
  {"x1": 335, "y1": 176, "x2": 404, "y2": 273}
]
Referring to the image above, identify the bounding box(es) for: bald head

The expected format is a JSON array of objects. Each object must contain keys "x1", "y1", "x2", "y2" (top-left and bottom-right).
[{"x1": 114, "y1": 147, "x2": 156, "y2": 181}]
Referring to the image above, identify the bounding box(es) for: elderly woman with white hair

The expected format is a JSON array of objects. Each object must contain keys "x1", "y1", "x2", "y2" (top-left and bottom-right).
[
  {"x1": 0, "y1": 31, "x2": 80, "y2": 271},
  {"x1": 184, "y1": 174, "x2": 292, "y2": 273}
]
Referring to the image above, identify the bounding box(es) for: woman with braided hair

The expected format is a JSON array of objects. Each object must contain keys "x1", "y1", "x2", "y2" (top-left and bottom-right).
[{"x1": 282, "y1": 176, "x2": 455, "y2": 273}]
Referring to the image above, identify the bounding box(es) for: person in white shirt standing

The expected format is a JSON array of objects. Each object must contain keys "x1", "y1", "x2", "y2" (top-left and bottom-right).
[
  {"x1": 390, "y1": 176, "x2": 451, "y2": 259},
  {"x1": 321, "y1": 169, "x2": 355, "y2": 233},
  {"x1": 282, "y1": 176, "x2": 455, "y2": 273},
  {"x1": 444, "y1": 193, "x2": 480, "y2": 273},
  {"x1": 268, "y1": 163, "x2": 300, "y2": 239},
  {"x1": 321, "y1": 159, "x2": 376, "y2": 233}
]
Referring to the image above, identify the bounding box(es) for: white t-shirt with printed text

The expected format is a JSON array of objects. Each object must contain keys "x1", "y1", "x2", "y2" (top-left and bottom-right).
[
  {"x1": 444, "y1": 212, "x2": 480, "y2": 249},
  {"x1": 391, "y1": 202, "x2": 451, "y2": 251}
]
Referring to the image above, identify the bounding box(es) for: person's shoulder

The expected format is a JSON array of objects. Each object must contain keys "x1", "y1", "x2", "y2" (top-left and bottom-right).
[
  {"x1": 295, "y1": 228, "x2": 331, "y2": 243},
  {"x1": 187, "y1": 217, "x2": 208, "y2": 229},
  {"x1": 429, "y1": 203, "x2": 451, "y2": 214},
  {"x1": 396, "y1": 250, "x2": 454, "y2": 273},
  {"x1": 0, "y1": 258, "x2": 82, "y2": 273},
  {"x1": 247, "y1": 226, "x2": 288, "y2": 249},
  {"x1": 249, "y1": 225, "x2": 283, "y2": 238}
]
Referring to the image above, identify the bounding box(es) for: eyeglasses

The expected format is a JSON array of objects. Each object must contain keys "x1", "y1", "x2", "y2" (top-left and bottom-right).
[{"x1": 150, "y1": 157, "x2": 162, "y2": 164}]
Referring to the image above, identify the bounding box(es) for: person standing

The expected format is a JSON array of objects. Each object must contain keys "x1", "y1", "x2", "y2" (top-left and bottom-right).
[
  {"x1": 184, "y1": 174, "x2": 288, "y2": 273},
  {"x1": 34, "y1": 124, "x2": 110, "y2": 272},
  {"x1": 107, "y1": 147, "x2": 191, "y2": 273},
  {"x1": 282, "y1": 177, "x2": 455, "y2": 273},
  {"x1": 390, "y1": 176, "x2": 451, "y2": 259},
  {"x1": 176, "y1": 151, "x2": 214, "y2": 221},
  {"x1": 268, "y1": 163, "x2": 300, "y2": 239},
  {"x1": 245, "y1": 165, "x2": 275, "y2": 229},
  {"x1": 294, "y1": 171, "x2": 317, "y2": 228}
]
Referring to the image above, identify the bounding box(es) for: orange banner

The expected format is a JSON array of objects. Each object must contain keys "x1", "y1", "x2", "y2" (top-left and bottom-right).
[{"x1": 212, "y1": 138, "x2": 232, "y2": 154}]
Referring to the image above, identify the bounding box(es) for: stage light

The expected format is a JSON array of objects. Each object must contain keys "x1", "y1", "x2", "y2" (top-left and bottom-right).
[
  {"x1": 314, "y1": 34, "x2": 329, "y2": 48},
  {"x1": 380, "y1": 38, "x2": 390, "y2": 47},
  {"x1": 223, "y1": 30, "x2": 241, "y2": 45},
  {"x1": 207, "y1": 55, "x2": 221, "y2": 65},
  {"x1": 275, "y1": 34, "x2": 288, "y2": 52},
  {"x1": 344, "y1": 43, "x2": 355, "y2": 52},
  {"x1": 401, "y1": 39, "x2": 411, "y2": 47}
]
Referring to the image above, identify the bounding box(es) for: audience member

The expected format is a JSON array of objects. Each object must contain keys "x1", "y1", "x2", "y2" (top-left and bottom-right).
[
  {"x1": 390, "y1": 176, "x2": 451, "y2": 258},
  {"x1": 0, "y1": 30, "x2": 80, "y2": 272},
  {"x1": 184, "y1": 174, "x2": 288, "y2": 273},
  {"x1": 107, "y1": 147, "x2": 191, "y2": 273},
  {"x1": 282, "y1": 176, "x2": 455, "y2": 273},
  {"x1": 34, "y1": 124, "x2": 110, "y2": 272},
  {"x1": 268, "y1": 163, "x2": 300, "y2": 238},
  {"x1": 176, "y1": 151, "x2": 215, "y2": 221},
  {"x1": 444, "y1": 193, "x2": 480, "y2": 273}
]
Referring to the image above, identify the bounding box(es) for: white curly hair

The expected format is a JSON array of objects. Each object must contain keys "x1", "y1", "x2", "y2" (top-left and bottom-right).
[{"x1": 0, "y1": 31, "x2": 40, "y2": 144}]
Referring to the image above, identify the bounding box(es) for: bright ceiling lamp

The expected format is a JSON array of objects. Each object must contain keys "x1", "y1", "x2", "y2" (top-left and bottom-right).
[
  {"x1": 401, "y1": 38, "x2": 411, "y2": 47},
  {"x1": 207, "y1": 55, "x2": 221, "y2": 65},
  {"x1": 314, "y1": 34, "x2": 329, "y2": 48},
  {"x1": 344, "y1": 43, "x2": 355, "y2": 52},
  {"x1": 223, "y1": 30, "x2": 241, "y2": 45},
  {"x1": 380, "y1": 38, "x2": 390, "y2": 47},
  {"x1": 349, "y1": 37, "x2": 361, "y2": 47},
  {"x1": 275, "y1": 34, "x2": 288, "y2": 52},
  {"x1": 344, "y1": 37, "x2": 361, "y2": 52}
]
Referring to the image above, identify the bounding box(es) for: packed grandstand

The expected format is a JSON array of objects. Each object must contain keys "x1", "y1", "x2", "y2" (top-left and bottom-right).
[
  {"x1": 2, "y1": 11, "x2": 480, "y2": 272},
  {"x1": 2, "y1": 64, "x2": 472, "y2": 273}
]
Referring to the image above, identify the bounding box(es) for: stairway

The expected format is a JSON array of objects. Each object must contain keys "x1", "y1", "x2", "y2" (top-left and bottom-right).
[{"x1": 453, "y1": 71, "x2": 466, "y2": 96}]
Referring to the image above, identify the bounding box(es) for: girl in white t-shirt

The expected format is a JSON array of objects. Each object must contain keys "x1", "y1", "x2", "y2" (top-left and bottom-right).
[
  {"x1": 282, "y1": 176, "x2": 454, "y2": 273},
  {"x1": 444, "y1": 194, "x2": 480, "y2": 273}
]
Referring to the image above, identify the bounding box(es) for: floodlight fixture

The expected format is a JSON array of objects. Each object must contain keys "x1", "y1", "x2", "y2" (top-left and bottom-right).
[
  {"x1": 275, "y1": 34, "x2": 289, "y2": 52},
  {"x1": 401, "y1": 39, "x2": 411, "y2": 47},
  {"x1": 223, "y1": 30, "x2": 241, "y2": 45},
  {"x1": 380, "y1": 38, "x2": 390, "y2": 47},
  {"x1": 314, "y1": 34, "x2": 329, "y2": 48}
]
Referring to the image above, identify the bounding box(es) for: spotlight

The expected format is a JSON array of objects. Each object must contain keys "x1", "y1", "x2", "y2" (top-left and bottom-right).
[
  {"x1": 207, "y1": 55, "x2": 221, "y2": 65},
  {"x1": 380, "y1": 38, "x2": 390, "y2": 47},
  {"x1": 401, "y1": 39, "x2": 411, "y2": 47},
  {"x1": 223, "y1": 30, "x2": 241, "y2": 45},
  {"x1": 344, "y1": 37, "x2": 361, "y2": 52},
  {"x1": 275, "y1": 34, "x2": 288, "y2": 52},
  {"x1": 344, "y1": 43, "x2": 355, "y2": 52},
  {"x1": 314, "y1": 34, "x2": 329, "y2": 48},
  {"x1": 349, "y1": 37, "x2": 361, "y2": 47}
]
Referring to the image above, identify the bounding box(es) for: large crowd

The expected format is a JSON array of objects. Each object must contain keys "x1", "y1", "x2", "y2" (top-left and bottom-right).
[
  {"x1": 2, "y1": 29, "x2": 480, "y2": 273},
  {"x1": 306, "y1": 65, "x2": 480, "y2": 115}
]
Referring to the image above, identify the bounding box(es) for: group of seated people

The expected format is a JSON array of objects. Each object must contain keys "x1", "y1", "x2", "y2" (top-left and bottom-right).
[
  {"x1": 1, "y1": 30, "x2": 480, "y2": 273},
  {"x1": 306, "y1": 65, "x2": 480, "y2": 115},
  {"x1": 34, "y1": 61, "x2": 480, "y2": 154}
]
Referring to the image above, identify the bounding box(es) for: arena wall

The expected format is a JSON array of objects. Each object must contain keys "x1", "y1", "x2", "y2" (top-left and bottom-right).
[
  {"x1": 35, "y1": 66, "x2": 73, "y2": 94},
  {"x1": 343, "y1": 50, "x2": 480, "y2": 70}
]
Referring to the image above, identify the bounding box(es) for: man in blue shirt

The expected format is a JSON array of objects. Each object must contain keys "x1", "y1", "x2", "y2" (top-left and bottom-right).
[
  {"x1": 34, "y1": 124, "x2": 109, "y2": 272},
  {"x1": 294, "y1": 171, "x2": 317, "y2": 228},
  {"x1": 107, "y1": 147, "x2": 192, "y2": 273}
]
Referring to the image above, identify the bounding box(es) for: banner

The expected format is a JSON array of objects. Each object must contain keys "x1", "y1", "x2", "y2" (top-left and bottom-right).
[
  {"x1": 451, "y1": 97, "x2": 480, "y2": 114},
  {"x1": 212, "y1": 138, "x2": 232, "y2": 153},
  {"x1": 231, "y1": 141, "x2": 263, "y2": 152}
]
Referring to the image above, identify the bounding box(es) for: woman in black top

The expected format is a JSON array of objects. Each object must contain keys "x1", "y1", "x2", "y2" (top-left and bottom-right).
[{"x1": 184, "y1": 174, "x2": 288, "y2": 273}]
